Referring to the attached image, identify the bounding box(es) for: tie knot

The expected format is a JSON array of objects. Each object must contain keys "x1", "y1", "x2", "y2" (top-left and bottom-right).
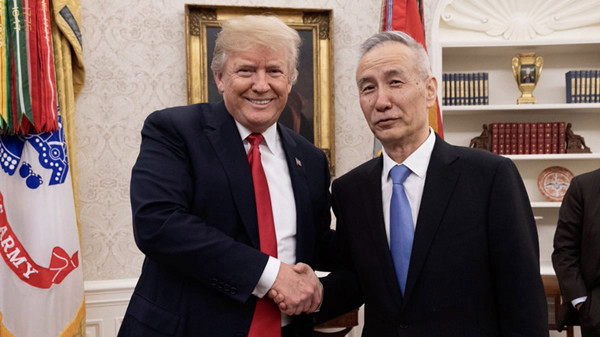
[
  {"x1": 246, "y1": 133, "x2": 264, "y2": 146},
  {"x1": 390, "y1": 164, "x2": 411, "y2": 185}
]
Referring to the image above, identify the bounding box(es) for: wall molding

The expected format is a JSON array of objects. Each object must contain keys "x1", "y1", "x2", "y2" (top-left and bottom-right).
[
  {"x1": 84, "y1": 279, "x2": 136, "y2": 337},
  {"x1": 440, "y1": 0, "x2": 600, "y2": 40}
]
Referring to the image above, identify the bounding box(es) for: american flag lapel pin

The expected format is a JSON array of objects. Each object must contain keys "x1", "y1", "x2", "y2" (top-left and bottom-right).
[{"x1": 295, "y1": 157, "x2": 302, "y2": 167}]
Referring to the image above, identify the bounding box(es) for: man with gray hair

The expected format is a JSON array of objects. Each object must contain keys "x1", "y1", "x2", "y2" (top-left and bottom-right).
[
  {"x1": 297, "y1": 30, "x2": 548, "y2": 336},
  {"x1": 118, "y1": 15, "x2": 335, "y2": 337}
]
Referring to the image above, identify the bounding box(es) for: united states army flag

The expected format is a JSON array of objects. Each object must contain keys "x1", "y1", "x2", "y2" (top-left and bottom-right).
[{"x1": 0, "y1": 115, "x2": 84, "y2": 336}]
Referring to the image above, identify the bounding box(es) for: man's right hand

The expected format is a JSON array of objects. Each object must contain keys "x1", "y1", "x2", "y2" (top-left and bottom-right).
[{"x1": 268, "y1": 262, "x2": 323, "y2": 315}]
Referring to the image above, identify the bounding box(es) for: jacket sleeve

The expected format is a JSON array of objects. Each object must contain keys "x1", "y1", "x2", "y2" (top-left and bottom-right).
[{"x1": 130, "y1": 110, "x2": 267, "y2": 304}]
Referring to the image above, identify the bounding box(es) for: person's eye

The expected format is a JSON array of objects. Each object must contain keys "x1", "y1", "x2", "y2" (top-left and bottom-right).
[
  {"x1": 390, "y1": 79, "x2": 405, "y2": 86},
  {"x1": 360, "y1": 85, "x2": 375, "y2": 94},
  {"x1": 237, "y1": 68, "x2": 253, "y2": 76},
  {"x1": 268, "y1": 69, "x2": 284, "y2": 76}
]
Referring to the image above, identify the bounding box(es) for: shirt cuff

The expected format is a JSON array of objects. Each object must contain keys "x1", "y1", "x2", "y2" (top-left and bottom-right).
[
  {"x1": 252, "y1": 257, "x2": 280, "y2": 298},
  {"x1": 572, "y1": 296, "x2": 587, "y2": 308}
]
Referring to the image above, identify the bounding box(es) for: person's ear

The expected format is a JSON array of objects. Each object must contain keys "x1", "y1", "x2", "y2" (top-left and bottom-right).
[
  {"x1": 214, "y1": 71, "x2": 225, "y2": 94},
  {"x1": 425, "y1": 76, "x2": 438, "y2": 107}
]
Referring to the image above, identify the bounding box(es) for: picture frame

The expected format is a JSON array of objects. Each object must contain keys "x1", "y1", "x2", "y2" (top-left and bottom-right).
[
  {"x1": 185, "y1": 4, "x2": 335, "y2": 174},
  {"x1": 511, "y1": 52, "x2": 543, "y2": 104},
  {"x1": 520, "y1": 64, "x2": 536, "y2": 84}
]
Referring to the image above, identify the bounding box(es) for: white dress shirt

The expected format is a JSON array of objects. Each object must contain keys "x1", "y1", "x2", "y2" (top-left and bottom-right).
[
  {"x1": 381, "y1": 129, "x2": 436, "y2": 246},
  {"x1": 572, "y1": 296, "x2": 587, "y2": 308},
  {"x1": 236, "y1": 123, "x2": 296, "y2": 330}
]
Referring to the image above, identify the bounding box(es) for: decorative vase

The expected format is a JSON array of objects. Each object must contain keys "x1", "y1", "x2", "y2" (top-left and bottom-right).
[{"x1": 511, "y1": 52, "x2": 543, "y2": 104}]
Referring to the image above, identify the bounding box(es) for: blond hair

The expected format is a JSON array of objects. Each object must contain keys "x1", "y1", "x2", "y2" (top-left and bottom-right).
[{"x1": 211, "y1": 15, "x2": 301, "y2": 84}]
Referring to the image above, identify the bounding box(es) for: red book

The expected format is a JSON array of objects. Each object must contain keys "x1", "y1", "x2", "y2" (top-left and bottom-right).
[
  {"x1": 498, "y1": 123, "x2": 506, "y2": 155},
  {"x1": 517, "y1": 123, "x2": 525, "y2": 154},
  {"x1": 551, "y1": 122, "x2": 559, "y2": 154},
  {"x1": 510, "y1": 123, "x2": 518, "y2": 155},
  {"x1": 558, "y1": 122, "x2": 566, "y2": 153},
  {"x1": 491, "y1": 123, "x2": 499, "y2": 154},
  {"x1": 505, "y1": 123, "x2": 513, "y2": 155},
  {"x1": 524, "y1": 123, "x2": 531, "y2": 154},
  {"x1": 544, "y1": 123, "x2": 552, "y2": 154},
  {"x1": 530, "y1": 123, "x2": 538, "y2": 154},
  {"x1": 537, "y1": 122, "x2": 545, "y2": 154}
]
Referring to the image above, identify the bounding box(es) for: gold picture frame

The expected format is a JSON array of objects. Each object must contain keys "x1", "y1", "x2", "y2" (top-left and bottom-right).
[{"x1": 185, "y1": 4, "x2": 335, "y2": 174}]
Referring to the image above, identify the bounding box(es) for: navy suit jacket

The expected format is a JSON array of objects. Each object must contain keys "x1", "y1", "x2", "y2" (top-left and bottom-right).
[
  {"x1": 319, "y1": 135, "x2": 548, "y2": 337},
  {"x1": 118, "y1": 102, "x2": 334, "y2": 337}
]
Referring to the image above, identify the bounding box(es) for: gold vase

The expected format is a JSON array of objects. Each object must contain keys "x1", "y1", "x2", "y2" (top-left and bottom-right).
[{"x1": 511, "y1": 52, "x2": 543, "y2": 104}]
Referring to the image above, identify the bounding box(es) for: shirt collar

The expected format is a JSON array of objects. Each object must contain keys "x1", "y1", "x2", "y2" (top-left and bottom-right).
[
  {"x1": 382, "y1": 127, "x2": 436, "y2": 181},
  {"x1": 235, "y1": 121, "x2": 280, "y2": 155}
]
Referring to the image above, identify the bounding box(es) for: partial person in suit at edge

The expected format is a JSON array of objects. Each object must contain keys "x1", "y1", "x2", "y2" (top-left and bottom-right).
[
  {"x1": 273, "y1": 31, "x2": 549, "y2": 336},
  {"x1": 553, "y1": 168, "x2": 600, "y2": 336},
  {"x1": 117, "y1": 15, "x2": 336, "y2": 337}
]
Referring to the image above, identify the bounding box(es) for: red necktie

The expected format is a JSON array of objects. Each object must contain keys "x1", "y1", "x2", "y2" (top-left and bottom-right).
[{"x1": 246, "y1": 133, "x2": 281, "y2": 337}]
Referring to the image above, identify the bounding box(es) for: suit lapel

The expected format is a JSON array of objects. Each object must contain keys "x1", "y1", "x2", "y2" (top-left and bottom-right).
[
  {"x1": 403, "y1": 135, "x2": 460, "y2": 303},
  {"x1": 358, "y1": 157, "x2": 405, "y2": 308},
  {"x1": 278, "y1": 125, "x2": 313, "y2": 262},
  {"x1": 204, "y1": 102, "x2": 260, "y2": 248}
]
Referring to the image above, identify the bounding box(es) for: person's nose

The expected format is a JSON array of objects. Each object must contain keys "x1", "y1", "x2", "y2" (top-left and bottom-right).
[
  {"x1": 374, "y1": 89, "x2": 392, "y2": 112},
  {"x1": 252, "y1": 70, "x2": 270, "y2": 93}
]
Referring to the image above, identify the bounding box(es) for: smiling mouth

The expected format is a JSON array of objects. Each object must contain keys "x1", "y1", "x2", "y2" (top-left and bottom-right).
[{"x1": 247, "y1": 98, "x2": 273, "y2": 105}]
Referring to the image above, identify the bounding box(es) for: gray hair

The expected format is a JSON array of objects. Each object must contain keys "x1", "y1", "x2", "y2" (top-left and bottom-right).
[
  {"x1": 210, "y1": 15, "x2": 301, "y2": 84},
  {"x1": 359, "y1": 31, "x2": 431, "y2": 79}
]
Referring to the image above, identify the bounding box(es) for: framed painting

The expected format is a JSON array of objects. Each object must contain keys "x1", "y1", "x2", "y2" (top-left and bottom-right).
[{"x1": 185, "y1": 4, "x2": 335, "y2": 174}]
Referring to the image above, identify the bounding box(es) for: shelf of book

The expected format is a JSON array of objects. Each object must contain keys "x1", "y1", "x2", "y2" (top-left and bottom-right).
[
  {"x1": 440, "y1": 43, "x2": 600, "y2": 105},
  {"x1": 442, "y1": 103, "x2": 600, "y2": 115},
  {"x1": 443, "y1": 113, "x2": 599, "y2": 152}
]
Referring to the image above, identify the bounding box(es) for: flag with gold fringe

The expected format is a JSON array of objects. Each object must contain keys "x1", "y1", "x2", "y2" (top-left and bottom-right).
[
  {"x1": 374, "y1": 0, "x2": 444, "y2": 156},
  {"x1": 0, "y1": 0, "x2": 85, "y2": 336}
]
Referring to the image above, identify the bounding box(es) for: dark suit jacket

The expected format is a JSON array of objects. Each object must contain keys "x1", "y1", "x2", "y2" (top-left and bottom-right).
[
  {"x1": 118, "y1": 102, "x2": 334, "y2": 337},
  {"x1": 319, "y1": 134, "x2": 548, "y2": 337},
  {"x1": 552, "y1": 169, "x2": 600, "y2": 329}
]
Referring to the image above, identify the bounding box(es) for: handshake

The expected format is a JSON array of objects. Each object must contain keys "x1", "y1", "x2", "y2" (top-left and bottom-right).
[{"x1": 268, "y1": 262, "x2": 323, "y2": 316}]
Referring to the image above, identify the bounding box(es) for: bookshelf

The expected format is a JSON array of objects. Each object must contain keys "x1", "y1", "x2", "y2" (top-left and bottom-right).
[{"x1": 431, "y1": 0, "x2": 600, "y2": 275}]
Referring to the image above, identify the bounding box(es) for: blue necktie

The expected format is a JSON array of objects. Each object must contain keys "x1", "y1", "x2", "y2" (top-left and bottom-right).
[{"x1": 389, "y1": 164, "x2": 414, "y2": 295}]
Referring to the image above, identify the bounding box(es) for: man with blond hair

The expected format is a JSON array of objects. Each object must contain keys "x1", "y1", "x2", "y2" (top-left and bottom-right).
[{"x1": 118, "y1": 15, "x2": 334, "y2": 337}]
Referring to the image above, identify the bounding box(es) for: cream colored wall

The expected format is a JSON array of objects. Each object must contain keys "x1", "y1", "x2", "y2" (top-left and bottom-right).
[{"x1": 76, "y1": 0, "x2": 440, "y2": 281}]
